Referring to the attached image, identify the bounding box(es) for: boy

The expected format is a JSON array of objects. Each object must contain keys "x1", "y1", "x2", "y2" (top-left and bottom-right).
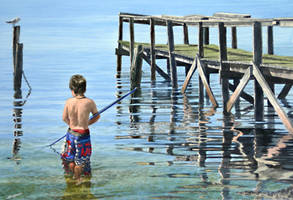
[{"x1": 61, "y1": 74, "x2": 100, "y2": 184}]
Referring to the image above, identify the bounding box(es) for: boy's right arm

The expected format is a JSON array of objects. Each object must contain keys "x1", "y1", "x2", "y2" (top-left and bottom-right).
[{"x1": 62, "y1": 101, "x2": 70, "y2": 125}]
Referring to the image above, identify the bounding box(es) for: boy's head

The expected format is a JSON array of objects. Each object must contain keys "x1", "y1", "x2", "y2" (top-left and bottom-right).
[{"x1": 69, "y1": 74, "x2": 86, "y2": 96}]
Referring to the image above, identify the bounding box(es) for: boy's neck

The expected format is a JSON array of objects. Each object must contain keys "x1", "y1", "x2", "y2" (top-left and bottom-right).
[{"x1": 74, "y1": 95, "x2": 85, "y2": 99}]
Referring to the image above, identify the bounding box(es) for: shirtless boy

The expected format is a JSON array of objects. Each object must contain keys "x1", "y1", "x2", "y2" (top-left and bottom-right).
[{"x1": 61, "y1": 74, "x2": 100, "y2": 184}]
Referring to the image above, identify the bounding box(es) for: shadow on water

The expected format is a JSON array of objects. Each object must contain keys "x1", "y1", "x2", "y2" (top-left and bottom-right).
[{"x1": 115, "y1": 70, "x2": 293, "y2": 199}]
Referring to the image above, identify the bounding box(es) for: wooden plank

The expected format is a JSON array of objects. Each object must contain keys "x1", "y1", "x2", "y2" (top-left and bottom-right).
[
  {"x1": 129, "y1": 17, "x2": 135, "y2": 65},
  {"x1": 231, "y1": 27, "x2": 237, "y2": 49},
  {"x1": 267, "y1": 26, "x2": 274, "y2": 55},
  {"x1": 167, "y1": 20, "x2": 178, "y2": 88},
  {"x1": 253, "y1": 63, "x2": 293, "y2": 133},
  {"x1": 181, "y1": 57, "x2": 197, "y2": 93},
  {"x1": 183, "y1": 23, "x2": 189, "y2": 44},
  {"x1": 198, "y1": 22, "x2": 204, "y2": 58},
  {"x1": 213, "y1": 12, "x2": 251, "y2": 18},
  {"x1": 197, "y1": 57, "x2": 218, "y2": 107},
  {"x1": 253, "y1": 22, "x2": 264, "y2": 121},
  {"x1": 278, "y1": 83, "x2": 292, "y2": 99},
  {"x1": 226, "y1": 67, "x2": 251, "y2": 112},
  {"x1": 141, "y1": 51, "x2": 170, "y2": 81},
  {"x1": 150, "y1": 18, "x2": 156, "y2": 81}
]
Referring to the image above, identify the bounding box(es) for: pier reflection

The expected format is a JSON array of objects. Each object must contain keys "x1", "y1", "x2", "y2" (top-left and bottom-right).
[{"x1": 115, "y1": 71, "x2": 293, "y2": 199}]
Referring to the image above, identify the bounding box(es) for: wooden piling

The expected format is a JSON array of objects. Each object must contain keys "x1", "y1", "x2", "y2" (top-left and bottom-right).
[
  {"x1": 267, "y1": 26, "x2": 274, "y2": 55},
  {"x1": 203, "y1": 27, "x2": 209, "y2": 45},
  {"x1": 117, "y1": 16, "x2": 123, "y2": 72},
  {"x1": 183, "y1": 23, "x2": 189, "y2": 45},
  {"x1": 231, "y1": 27, "x2": 237, "y2": 49},
  {"x1": 130, "y1": 45, "x2": 143, "y2": 90},
  {"x1": 129, "y1": 17, "x2": 135, "y2": 65},
  {"x1": 150, "y1": 18, "x2": 156, "y2": 81},
  {"x1": 167, "y1": 20, "x2": 178, "y2": 88},
  {"x1": 253, "y1": 63, "x2": 293, "y2": 133},
  {"x1": 198, "y1": 22, "x2": 204, "y2": 58},
  {"x1": 13, "y1": 26, "x2": 20, "y2": 70},
  {"x1": 218, "y1": 22, "x2": 229, "y2": 114},
  {"x1": 253, "y1": 22, "x2": 264, "y2": 121},
  {"x1": 14, "y1": 43, "x2": 23, "y2": 90}
]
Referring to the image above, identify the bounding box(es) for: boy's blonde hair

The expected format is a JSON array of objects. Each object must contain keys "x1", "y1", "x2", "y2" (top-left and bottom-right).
[{"x1": 69, "y1": 74, "x2": 86, "y2": 95}]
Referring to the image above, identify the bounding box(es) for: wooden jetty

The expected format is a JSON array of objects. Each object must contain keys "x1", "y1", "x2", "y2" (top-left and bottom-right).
[{"x1": 115, "y1": 12, "x2": 293, "y2": 133}]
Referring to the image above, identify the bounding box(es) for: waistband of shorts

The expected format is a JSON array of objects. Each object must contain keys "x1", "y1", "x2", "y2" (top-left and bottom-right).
[{"x1": 68, "y1": 128, "x2": 90, "y2": 137}]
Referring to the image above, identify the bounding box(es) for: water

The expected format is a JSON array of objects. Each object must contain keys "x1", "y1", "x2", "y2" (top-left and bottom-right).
[{"x1": 1, "y1": 0, "x2": 293, "y2": 199}]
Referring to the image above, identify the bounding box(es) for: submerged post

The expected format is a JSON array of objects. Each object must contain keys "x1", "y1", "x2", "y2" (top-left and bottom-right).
[
  {"x1": 150, "y1": 18, "x2": 156, "y2": 81},
  {"x1": 218, "y1": 22, "x2": 229, "y2": 114},
  {"x1": 167, "y1": 20, "x2": 178, "y2": 88},
  {"x1": 130, "y1": 45, "x2": 143, "y2": 90},
  {"x1": 117, "y1": 16, "x2": 123, "y2": 72},
  {"x1": 253, "y1": 22, "x2": 264, "y2": 121},
  {"x1": 129, "y1": 17, "x2": 135, "y2": 65}
]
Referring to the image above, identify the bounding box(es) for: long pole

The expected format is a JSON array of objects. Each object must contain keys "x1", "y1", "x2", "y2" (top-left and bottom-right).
[{"x1": 47, "y1": 88, "x2": 137, "y2": 147}]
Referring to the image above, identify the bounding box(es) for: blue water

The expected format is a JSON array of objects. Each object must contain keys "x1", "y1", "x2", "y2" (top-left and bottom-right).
[{"x1": 1, "y1": 0, "x2": 293, "y2": 199}]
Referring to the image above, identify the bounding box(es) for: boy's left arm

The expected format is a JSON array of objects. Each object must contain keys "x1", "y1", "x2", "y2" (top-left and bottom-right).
[{"x1": 88, "y1": 100, "x2": 100, "y2": 125}]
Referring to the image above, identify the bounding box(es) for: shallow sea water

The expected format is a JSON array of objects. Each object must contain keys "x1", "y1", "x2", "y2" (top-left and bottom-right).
[{"x1": 1, "y1": 0, "x2": 293, "y2": 199}]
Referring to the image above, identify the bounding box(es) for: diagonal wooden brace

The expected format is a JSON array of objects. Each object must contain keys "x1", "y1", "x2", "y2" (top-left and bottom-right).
[
  {"x1": 226, "y1": 67, "x2": 251, "y2": 113},
  {"x1": 197, "y1": 56, "x2": 218, "y2": 107},
  {"x1": 181, "y1": 55, "x2": 197, "y2": 93},
  {"x1": 252, "y1": 63, "x2": 293, "y2": 133}
]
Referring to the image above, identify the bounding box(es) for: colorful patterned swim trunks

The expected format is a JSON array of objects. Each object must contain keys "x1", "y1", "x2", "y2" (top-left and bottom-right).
[{"x1": 61, "y1": 128, "x2": 92, "y2": 174}]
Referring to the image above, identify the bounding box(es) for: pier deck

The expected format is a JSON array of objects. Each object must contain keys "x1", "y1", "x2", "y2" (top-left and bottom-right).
[{"x1": 116, "y1": 12, "x2": 293, "y2": 133}]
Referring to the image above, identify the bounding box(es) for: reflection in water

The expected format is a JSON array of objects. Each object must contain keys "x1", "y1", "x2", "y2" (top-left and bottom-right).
[
  {"x1": 62, "y1": 176, "x2": 95, "y2": 200},
  {"x1": 115, "y1": 70, "x2": 293, "y2": 198},
  {"x1": 10, "y1": 78, "x2": 31, "y2": 164}
]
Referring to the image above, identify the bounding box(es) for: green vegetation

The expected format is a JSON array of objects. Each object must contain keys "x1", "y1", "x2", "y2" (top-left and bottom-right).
[{"x1": 119, "y1": 41, "x2": 293, "y2": 68}]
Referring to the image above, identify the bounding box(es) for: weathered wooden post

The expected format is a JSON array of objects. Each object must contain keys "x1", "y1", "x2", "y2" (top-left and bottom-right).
[
  {"x1": 130, "y1": 45, "x2": 143, "y2": 90},
  {"x1": 150, "y1": 18, "x2": 156, "y2": 81},
  {"x1": 267, "y1": 26, "x2": 274, "y2": 55},
  {"x1": 253, "y1": 22, "x2": 264, "y2": 121},
  {"x1": 167, "y1": 20, "x2": 178, "y2": 88},
  {"x1": 231, "y1": 27, "x2": 237, "y2": 49},
  {"x1": 117, "y1": 16, "x2": 123, "y2": 72},
  {"x1": 198, "y1": 22, "x2": 204, "y2": 58},
  {"x1": 14, "y1": 43, "x2": 23, "y2": 91},
  {"x1": 129, "y1": 17, "x2": 135, "y2": 65},
  {"x1": 218, "y1": 22, "x2": 229, "y2": 114},
  {"x1": 203, "y1": 27, "x2": 209, "y2": 45},
  {"x1": 13, "y1": 26, "x2": 20, "y2": 68},
  {"x1": 183, "y1": 23, "x2": 189, "y2": 45},
  {"x1": 198, "y1": 22, "x2": 204, "y2": 103}
]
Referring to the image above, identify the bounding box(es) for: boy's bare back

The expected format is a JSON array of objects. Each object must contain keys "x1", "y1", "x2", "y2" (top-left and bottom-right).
[{"x1": 63, "y1": 97, "x2": 98, "y2": 130}]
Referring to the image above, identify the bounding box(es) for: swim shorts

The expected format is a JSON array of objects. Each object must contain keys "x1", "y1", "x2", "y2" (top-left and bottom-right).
[{"x1": 61, "y1": 128, "x2": 92, "y2": 170}]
